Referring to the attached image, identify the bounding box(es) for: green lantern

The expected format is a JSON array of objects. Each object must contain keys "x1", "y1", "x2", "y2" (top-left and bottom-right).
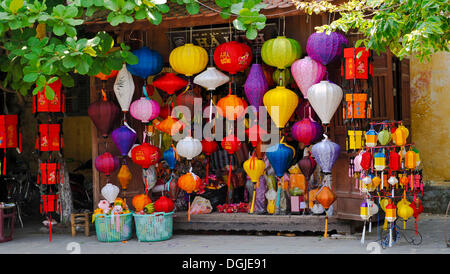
[
  {"x1": 272, "y1": 69, "x2": 293, "y2": 86},
  {"x1": 261, "y1": 36, "x2": 302, "y2": 69},
  {"x1": 377, "y1": 127, "x2": 392, "y2": 146}
]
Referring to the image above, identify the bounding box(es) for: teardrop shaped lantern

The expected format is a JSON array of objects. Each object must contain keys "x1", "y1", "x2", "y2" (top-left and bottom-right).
[
  {"x1": 163, "y1": 146, "x2": 177, "y2": 170},
  {"x1": 266, "y1": 140, "x2": 295, "y2": 177},
  {"x1": 152, "y1": 72, "x2": 188, "y2": 95},
  {"x1": 243, "y1": 155, "x2": 266, "y2": 183},
  {"x1": 117, "y1": 164, "x2": 132, "y2": 190},
  {"x1": 291, "y1": 56, "x2": 326, "y2": 99},
  {"x1": 263, "y1": 86, "x2": 299, "y2": 128},
  {"x1": 113, "y1": 64, "x2": 135, "y2": 112},
  {"x1": 127, "y1": 46, "x2": 163, "y2": 79},
  {"x1": 101, "y1": 183, "x2": 120, "y2": 204},
  {"x1": 377, "y1": 128, "x2": 392, "y2": 146},
  {"x1": 213, "y1": 41, "x2": 252, "y2": 74},
  {"x1": 169, "y1": 43, "x2": 208, "y2": 76},
  {"x1": 216, "y1": 93, "x2": 248, "y2": 121},
  {"x1": 244, "y1": 64, "x2": 268, "y2": 108},
  {"x1": 261, "y1": 36, "x2": 301, "y2": 69},
  {"x1": 130, "y1": 97, "x2": 160, "y2": 123},
  {"x1": 311, "y1": 134, "x2": 341, "y2": 173},
  {"x1": 315, "y1": 186, "x2": 336, "y2": 209},
  {"x1": 193, "y1": 67, "x2": 230, "y2": 90},
  {"x1": 291, "y1": 117, "x2": 323, "y2": 146},
  {"x1": 111, "y1": 124, "x2": 137, "y2": 157},
  {"x1": 307, "y1": 80, "x2": 343, "y2": 125},
  {"x1": 298, "y1": 155, "x2": 316, "y2": 180},
  {"x1": 176, "y1": 136, "x2": 202, "y2": 160},
  {"x1": 95, "y1": 152, "x2": 119, "y2": 176},
  {"x1": 88, "y1": 96, "x2": 120, "y2": 138},
  {"x1": 306, "y1": 32, "x2": 345, "y2": 65}
]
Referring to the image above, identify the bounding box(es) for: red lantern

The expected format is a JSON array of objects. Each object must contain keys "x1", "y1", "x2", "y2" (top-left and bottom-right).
[
  {"x1": 32, "y1": 79, "x2": 66, "y2": 113},
  {"x1": 154, "y1": 195, "x2": 175, "y2": 213},
  {"x1": 131, "y1": 143, "x2": 160, "y2": 170},
  {"x1": 95, "y1": 70, "x2": 119, "y2": 81},
  {"x1": 37, "y1": 163, "x2": 61, "y2": 185},
  {"x1": 360, "y1": 150, "x2": 373, "y2": 170},
  {"x1": 201, "y1": 139, "x2": 218, "y2": 155},
  {"x1": 342, "y1": 48, "x2": 372, "y2": 80},
  {"x1": 88, "y1": 95, "x2": 120, "y2": 138},
  {"x1": 221, "y1": 134, "x2": 241, "y2": 155},
  {"x1": 95, "y1": 152, "x2": 119, "y2": 176},
  {"x1": 213, "y1": 41, "x2": 252, "y2": 75},
  {"x1": 0, "y1": 115, "x2": 19, "y2": 149},
  {"x1": 389, "y1": 149, "x2": 401, "y2": 172},
  {"x1": 153, "y1": 73, "x2": 188, "y2": 95},
  {"x1": 40, "y1": 194, "x2": 60, "y2": 214},
  {"x1": 35, "y1": 123, "x2": 64, "y2": 152}
]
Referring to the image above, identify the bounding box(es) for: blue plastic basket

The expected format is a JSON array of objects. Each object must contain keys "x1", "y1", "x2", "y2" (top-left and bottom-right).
[
  {"x1": 94, "y1": 213, "x2": 133, "y2": 242},
  {"x1": 133, "y1": 211, "x2": 174, "y2": 242}
]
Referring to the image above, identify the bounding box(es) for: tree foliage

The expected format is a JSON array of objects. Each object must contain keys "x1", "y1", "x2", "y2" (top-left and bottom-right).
[{"x1": 293, "y1": 0, "x2": 450, "y2": 61}]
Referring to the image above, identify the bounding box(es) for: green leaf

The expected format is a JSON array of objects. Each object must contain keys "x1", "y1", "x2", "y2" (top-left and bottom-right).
[
  {"x1": 36, "y1": 75, "x2": 46, "y2": 88},
  {"x1": 60, "y1": 74, "x2": 75, "y2": 87},
  {"x1": 157, "y1": 4, "x2": 170, "y2": 13},
  {"x1": 23, "y1": 72, "x2": 39, "y2": 83},
  {"x1": 186, "y1": 2, "x2": 199, "y2": 14},
  {"x1": 53, "y1": 24, "x2": 66, "y2": 36},
  {"x1": 64, "y1": 6, "x2": 79, "y2": 18},
  {"x1": 233, "y1": 19, "x2": 246, "y2": 31},
  {"x1": 45, "y1": 85, "x2": 55, "y2": 100},
  {"x1": 216, "y1": 0, "x2": 232, "y2": 8},
  {"x1": 65, "y1": 26, "x2": 77, "y2": 37},
  {"x1": 47, "y1": 76, "x2": 59, "y2": 84},
  {"x1": 9, "y1": 0, "x2": 24, "y2": 13},
  {"x1": 125, "y1": 52, "x2": 138, "y2": 65},
  {"x1": 246, "y1": 26, "x2": 258, "y2": 40},
  {"x1": 76, "y1": 59, "x2": 89, "y2": 74},
  {"x1": 62, "y1": 56, "x2": 77, "y2": 69}
]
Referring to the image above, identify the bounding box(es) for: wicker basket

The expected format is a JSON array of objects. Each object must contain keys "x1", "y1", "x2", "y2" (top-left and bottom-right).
[
  {"x1": 94, "y1": 213, "x2": 133, "y2": 242},
  {"x1": 133, "y1": 211, "x2": 174, "y2": 242}
]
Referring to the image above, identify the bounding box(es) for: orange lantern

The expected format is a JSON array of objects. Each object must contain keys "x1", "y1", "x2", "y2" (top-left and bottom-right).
[
  {"x1": 345, "y1": 93, "x2": 368, "y2": 119},
  {"x1": 315, "y1": 186, "x2": 336, "y2": 238},
  {"x1": 290, "y1": 173, "x2": 306, "y2": 192},
  {"x1": 132, "y1": 194, "x2": 152, "y2": 212},
  {"x1": 95, "y1": 70, "x2": 119, "y2": 81},
  {"x1": 216, "y1": 93, "x2": 248, "y2": 121},
  {"x1": 117, "y1": 164, "x2": 132, "y2": 191},
  {"x1": 178, "y1": 172, "x2": 201, "y2": 221},
  {"x1": 155, "y1": 116, "x2": 184, "y2": 136}
]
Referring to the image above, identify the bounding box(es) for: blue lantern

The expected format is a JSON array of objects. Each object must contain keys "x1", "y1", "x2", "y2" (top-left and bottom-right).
[
  {"x1": 163, "y1": 147, "x2": 177, "y2": 170},
  {"x1": 266, "y1": 140, "x2": 295, "y2": 177},
  {"x1": 127, "y1": 46, "x2": 163, "y2": 79}
]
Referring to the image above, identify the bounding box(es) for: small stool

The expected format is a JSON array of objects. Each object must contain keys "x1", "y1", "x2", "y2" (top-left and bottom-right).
[
  {"x1": 0, "y1": 205, "x2": 16, "y2": 243},
  {"x1": 70, "y1": 212, "x2": 90, "y2": 237}
]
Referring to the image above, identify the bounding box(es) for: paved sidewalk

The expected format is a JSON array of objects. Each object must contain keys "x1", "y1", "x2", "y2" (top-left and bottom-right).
[{"x1": 0, "y1": 213, "x2": 448, "y2": 254}]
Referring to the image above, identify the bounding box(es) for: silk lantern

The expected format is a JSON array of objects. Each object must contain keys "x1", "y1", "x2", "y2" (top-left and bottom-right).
[
  {"x1": 374, "y1": 150, "x2": 386, "y2": 171},
  {"x1": 127, "y1": 46, "x2": 163, "y2": 79},
  {"x1": 163, "y1": 146, "x2": 177, "y2": 170},
  {"x1": 405, "y1": 149, "x2": 417, "y2": 170},
  {"x1": 111, "y1": 124, "x2": 137, "y2": 157},
  {"x1": 360, "y1": 150, "x2": 373, "y2": 171},
  {"x1": 156, "y1": 116, "x2": 183, "y2": 136},
  {"x1": 152, "y1": 72, "x2": 188, "y2": 95},
  {"x1": 263, "y1": 86, "x2": 299, "y2": 128},
  {"x1": 117, "y1": 164, "x2": 132, "y2": 190},
  {"x1": 113, "y1": 64, "x2": 135, "y2": 113},
  {"x1": 261, "y1": 36, "x2": 301, "y2": 69},
  {"x1": 244, "y1": 64, "x2": 268, "y2": 107},
  {"x1": 130, "y1": 97, "x2": 160, "y2": 123},
  {"x1": 266, "y1": 140, "x2": 295, "y2": 177},
  {"x1": 154, "y1": 196, "x2": 175, "y2": 213},
  {"x1": 194, "y1": 67, "x2": 230, "y2": 90},
  {"x1": 298, "y1": 155, "x2": 316, "y2": 180},
  {"x1": 101, "y1": 183, "x2": 120, "y2": 204},
  {"x1": 306, "y1": 31, "x2": 344, "y2": 65},
  {"x1": 170, "y1": 44, "x2": 208, "y2": 76},
  {"x1": 392, "y1": 125, "x2": 409, "y2": 146},
  {"x1": 365, "y1": 127, "x2": 378, "y2": 147},
  {"x1": 176, "y1": 136, "x2": 202, "y2": 160},
  {"x1": 213, "y1": 41, "x2": 252, "y2": 74},
  {"x1": 88, "y1": 96, "x2": 120, "y2": 138},
  {"x1": 311, "y1": 135, "x2": 340, "y2": 173},
  {"x1": 307, "y1": 80, "x2": 343, "y2": 124},
  {"x1": 243, "y1": 152, "x2": 266, "y2": 213},
  {"x1": 95, "y1": 152, "x2": 119, "y2": 176},
  {"x1": 389, "y1": 149, "x2": 401, "y2": 172},
  {"x1": 291, "y1": 117, "x2": 323, "y2": 146},
  {"x1": 178, "y1": 171, "x2": 201, "y2": 221},
  {"x1": 315, "y1": 185, "x2": 336, "y2": 238},
  {"x1": 216, "y1": 93, "x2": 248, "y2": 121},
  {"x1": 131, "y1": 143, "x2": 160, "y2": 194},
  {"x1": 291, "y1": 56, "x2": 326, "y2": 99},
  {"x1": 378, "y1": 127, "x2": 392, "y2": 146}
]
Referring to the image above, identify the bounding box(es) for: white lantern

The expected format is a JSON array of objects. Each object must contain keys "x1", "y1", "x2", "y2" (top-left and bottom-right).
[
  {"x1": 101, "y1": 183, "x2": 120, "y2": 203},
  {"x1": 311, "y1": 203, "x2": 325, "y2": 214},
  {"x1": 176, "y1": 136, "x2": 202, "y2": 160},
  {"x1": 114, "y1": 64, "x2": 135, "y2": 112},
  {"x1": 388, "y1": 176, "x2": 398, "y2": 186},
  {"x1": 307, "y1": 80, "x2": 343, "y2": 124},
  {"x1": 368, "y1": 200, "x2": 379, "y2": 216},
  {"x1": 362, "y1": 176, "x2": 372, "y2": 185},
  {"x1": 193, "y1": 67, "x2": 230, "y2": 90}
]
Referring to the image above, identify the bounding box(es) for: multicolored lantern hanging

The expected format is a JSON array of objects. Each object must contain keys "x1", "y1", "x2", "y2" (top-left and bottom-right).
[
  {"x1": 244, "y1": 64, "x2": 268, "y2": 108},
  {"x1": 176, "y1": 136, "x2": 202, "y2": 160},
  {"x1": 263, "y1": 86, "x2": 299, "y2": 128},
  {"x1": 365, "y1": 127, "x2": 378, "y2": 147},
  {"x1": 111, "y1": 124, "x2": 137, "y2": 157},
  {"x1": 306, "y1": 31, "x2": 345, "y2": 65},
  {"x1": 374, "y1": 150, "x2": 386, "y2": 171},
  {"x1": 130, "y1": 97, "x2": 160, "y2": 124},
  {"x1": 170, "y1": 43, "x2": 208, "y2": 76},
  {"x1": 291, "y1": 56, "x2": 326, "y2": 99},
  {"x1": 152, "y1": 72, "x2": 188, "y2": 95},
  {"x1": 311, "y1": 134, "x2": 340, "y2": 174},
  {"x1": 261, "y1": 36, "x2": 301, "y2": 69},
  {"x1": 307, "y1": 81, "x2": 343, "y2": 125},
  {"x1": 113, "y1": 64, "x2": 135, "y2": 113},
  {"x1": 127, "y1": 46, "x2": 163, "y2": 79},
  {"x1": 213, "y1": 41, "x2": 252, "y2": 74},
  {"x1": 291, "y1": 117, "x2": 323, "y2": 146}
]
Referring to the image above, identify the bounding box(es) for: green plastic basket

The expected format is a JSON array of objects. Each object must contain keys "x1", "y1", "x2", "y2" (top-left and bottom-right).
[
  {"x1": 133, "y1": 211, "x2": 174, "y2": 242},
  {"x1": 94, "y1": 212, "x2": 133, "y2": 242}
]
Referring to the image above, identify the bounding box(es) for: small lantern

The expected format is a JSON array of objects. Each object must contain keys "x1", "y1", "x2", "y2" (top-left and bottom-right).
[
  {"x1": 360, "y1": 150, "x2": 373, "y2": 170},
  {"x1": 342, "y1": 47, "x2": 371, "y2": 80},
  {"x1": 372, "y1": 176, "x2": 381, "y2": 189},
  {"x1": 385, "y1": 203, "x2": 397, "y2": 222},
  {"x1": 374, "y1": 150, "x2": 386, "y2": 171},
  {"x1": 40, "y1": 194, "x2": 60, "y2": 214},
  {"x1": 392, "y1": 124, "x2": 409, "y2": 146},
  {"x1": 365, "y1": 127, "x2": 378, "y2": 147},
  {"x1": 388, "y1": 149, "x2": 401, "y2": 172},
  {"x1": 37, "y1": 163, "x2": 61, "y2": 185},
  {"x1": 347, "y1": 130, "x2": 364, "y2": 150},
  {"x1": 33, "y1": 79, "x2": 66, "y2": 114},
  {"x1": 153, "y1": 72, "x2": 188, "y2": 95},
  {"x1": 377, "y1": 127, "x2": 392, "y2": 146},
  {"x1": 360, "y1": 201, "x2": 370, "y2": 221},
  {"x1": 35, "y1": 123, "x2": 64, "y2": 152},
  {"x1": 405, "y1": 148, "x2": 417, "y2": 170},
  {"x1": 345, "y1": 93, "x2": 368, "y2": 119}
]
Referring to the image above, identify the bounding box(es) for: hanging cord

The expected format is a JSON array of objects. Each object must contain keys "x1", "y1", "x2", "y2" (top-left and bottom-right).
[{"x1": 378, "y1": 220, "x2": 423, "y2": 248}]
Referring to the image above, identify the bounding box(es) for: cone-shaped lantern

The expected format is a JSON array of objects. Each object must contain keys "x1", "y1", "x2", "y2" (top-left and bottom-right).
[
  {"x1": 291, "y1": 56, "x2": 326, "y2": 99},
  {"x1": 266, "y1": 139, "x2": 295, "y2": 177},
  {"x1": 307, "y1": 80, "x2": 343, "y2": 125},
  {"x1": 117, "y1": 164, "x2": 132, "y2": 190},
  {"x1": 311, "y1": 134, "x2": 341, "y2": 173},
  {"x1": 263, "y1": 86, "x2": 299, "y2": 128},
  {"x1": 88, "y1": 95, "x2": 120, "y2": 138},
  {"x1": 244, "y1": 64, "x2": 268, "y2": 107},
  {"x1": 111, "y1": 124, "x2": 137, "y2": 157}
]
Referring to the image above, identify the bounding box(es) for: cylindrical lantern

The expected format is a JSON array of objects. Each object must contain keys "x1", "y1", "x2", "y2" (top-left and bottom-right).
[
  {"x1": 263, "y1": 86, "x2": 299, "y2": 128},
  {"x1": 360, "y1": 201, "x2": 370, "y2": 221},
  {"x1": 261, "y1": 36, "x2": 301, "y2": 69},
  {"x1": 307, "y1": 81, "x2": 343, "y2": 124},
  {"x1": 130, "y1": 97, "x2": 160, "y2": 123},
  {"x1": 213, "y1": 41, "x2": 252, "y2": 74},
  {"x1": 405, "y1": 149, "x2": 417, "y2": 170},
  {"x1": 392, "y1": 125, "x2": 409, "y2": 146},
  {"x1": 365, "y1": 127, "x2": 378, "y2": 147},
  {"x1": 385, "y1": 203, "x2": 397, "y2": 222},
  {"x1": 374, "y1": 150, "x2": 386, "y2": 171},
  {"x1": 291, "y1": 56, "x2": 326, "y2": 99},
  {"x1": 389, "y1": 150, "x2": 401, "y2": 171},
  {"x1": 127, "y1": 46, "x2": 163, "y2": 79},
  {"x1": 244, "y1": 64, "x2": 268, "y2": 107},
  {"x1": 176, "y1": 136, "x2": 202, "y2": 160},
  {"x1": 170, "y1": 44, "x2": 208, "y2": 76}
]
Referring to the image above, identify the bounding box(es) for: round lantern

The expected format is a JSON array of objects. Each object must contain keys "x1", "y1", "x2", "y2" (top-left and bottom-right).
[
  {"x1": 101, "y1": 183, "x2": 120, "y2": 204},
  {"x1": 385, "y1": 203, "x2": 397, "y2": 222},
  {"x1": 360, "y1": 150, "x2": 373, "y2": 170},
  {"x1": 163, "y1": 146, "x2": 177, "y2": 170},
  {"x1": 176, "y1": 136, "x2": 202, "y2": 160},
  {"x1": 131, "y1": 143, "x2": 160, "y2": 170},
  {"x1": 377, "y1": 128, "x2": 392, "y2": 146},
  {"x1": 298, "y1": 155, "x2": 316, "y2": 180},
  {"x1": 311, "y1": 134, "x2": 340, "y2": 173},
  {"x1": 213, "y1": 41, "x2": 252, "y2": 74},
  {"x1": 154, "y1": 196, "x2": 175, "y2": 213},
  {"x1": 374, "y1": 150, "x2": 386, "y2": 171},
  {"x1": 365, "y1": 127, "x2": 378, "y2": 147},
  {"x1": 221, "y1": 134, "x2": 241, "y2": 155},
  {"x1": 291, "y1": 117, "x2": 323, "y2": 146},
  {"x1": 306, "y1": 31, "x2": 345, "y2": 65},
  {"x1": 95, "y1": 152, "x2": 119, "y2": 176},
  {"x1": 152, "y1": 72, "x2": 188, "y2": 95},
  {"x1": 392, "y1": 125, "x2": 409, "y2": 146},
  {"x1": 266, "y1": 140, "x2": 295, "y2": 177},
  {"x1": 307, "y1": 80, "x2": 343, "y2": 125},
  {"x1": 113, "y1": 64, "x2": 135, "y2": 112},
  {"x1": 132, "y1": 194, "x2": 151, "y2": 212},
  {"x1": 193, "y1": 67, "x2": 230, "y2": 90},
  {"x1": 397, "y1": 198, "x2": 414, "y2": 229},
  {"x1": 244, "y1": 64, "x2": 268, "y2": 108},
  {"x1": 130, "y1": 97, "x2": 160, "y2": 123},
  {"x1": 170, "y1": 43, "x2": 208, "y2": 76},
  {"x1": 216, "y1": 93, "x2": 248, "y2": 121},
  {"x1": 178, "y1": 171, "x2": 201, "y2": 221},
  {"x1": 263, "y1": 86, "x2": 299, "y2": 128},
  {"x1": 291, "y1": 56, "x2": 326, "y2": 99},
  {"x1": 201, "y1": 139, "x2": 218, "y2": 156},
  {"x1": 388, "y1": 176, "x2": 398, "y2": 186},
  {"x1": 111, "y1": 124, "x2": 137, "y2": 157},
  {"x1": 261, "y1": 36, "x2": 301, "y2": 69},
  {"x1": 127, "y1": 46, "x2": 163, "y2": 79},
  {"x1": 117, "y1": 164, "x2": 132, "y2": 190},
  {"x1": 88, "y1": 98, "x2": 120, "y2": 138}
]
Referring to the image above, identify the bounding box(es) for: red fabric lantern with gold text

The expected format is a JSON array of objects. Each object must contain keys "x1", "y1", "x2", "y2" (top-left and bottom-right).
[{"x1": 213, "y1": 41, "x2": 252, "y2": 75}]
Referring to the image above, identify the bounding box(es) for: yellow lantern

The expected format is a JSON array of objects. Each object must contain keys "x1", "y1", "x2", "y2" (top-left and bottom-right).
[
  {"x1": 117, "y1": 164, "x2": 132, "y2": 190},
  {"x1": 347, "y1": 130, "x2": 364, "y2": 150},
  {"x1": 392, "y1": 124, "x2": 409, "y2": 146},
  {"x1": 405, "y1": 149, "x2": 417, "y2": 170},
  {"x1": 243, "y1": 155, "x2": 265, "y2": 214},
  {"x1": 263, "y1": 86, "x2": 299, "y2": 128},
  {"x1": 397, "y1": 198, "x2": 414, "y2": 229},
  {"x1": 372, "y1": 176, "x2": 381, "y2": 189},
  {"x1": 169, "y1": 44, "x2": 208, "y2": 76},
  {"x1": 360, "y1": 201, "x2": 370, "y2": 221}
]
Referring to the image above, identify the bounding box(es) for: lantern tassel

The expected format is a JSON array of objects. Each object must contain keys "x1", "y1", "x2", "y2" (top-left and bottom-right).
[
  {"x1": 389, "y1": 223, "x2": 392, "y2": 247},
  {"x1": 227, "y1": 155, "x2": 232, "y2": 189},
  {"x1": 188, "y1": 195, "x2": 191, "y2": 222},
  {"x1": 324, "y1": 214, "x2": 328, "y2": 238},
  {"x1": 250, "y1": 188, "x2": 256, "y2": 214},
  {"x1": 361, "y1": 221, "x2": 366, "y2": 245},
  {"x1": 49, "y1": 214, "x2": 52, "y2": 242},
  {"x1": 144, "y1": 176, "x2": 148, "y2": 195},
  {"x1": 206, "y1": 160, "x2": 209, "y2": 185},
  {"x1": 383, "y1": 218, "x2": 388, "y2": 231}
]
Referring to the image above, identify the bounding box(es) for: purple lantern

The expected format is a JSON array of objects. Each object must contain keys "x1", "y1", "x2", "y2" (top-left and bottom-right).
[
  {"x1": 244, "y1": 64, "x2": 269, "y2": 108},
  {"x1": 112, "y1": 124, "x2": 137, "y2": 157},
  {"x1": 306, "y1": 32, "x2": 346, "y2": 65},
  {"x1": 291, "y1": 57, "x2": 326, "y2": 99},
  {"x1": 311, "y1": 134, "x2": 341, "y2": 173},
  {"x1": 291, "y1": 117, "x2": 323, "y2": 146}
]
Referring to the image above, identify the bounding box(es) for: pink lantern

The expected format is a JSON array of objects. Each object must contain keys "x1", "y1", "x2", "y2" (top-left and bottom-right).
[
  {"x1": 291, "y1": 56, "x2": 326, "y2": 99},
  {"x1": 130, "y1": 97, "x2": 160, "y2": 123},
  {"x1": 291, "y1": 117, "x2": 323, "y2": 146}
]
